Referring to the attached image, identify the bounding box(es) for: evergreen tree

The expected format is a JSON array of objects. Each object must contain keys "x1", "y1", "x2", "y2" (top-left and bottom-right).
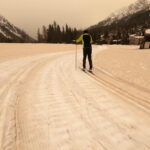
[
  {"x1": 42, "y1": 26, "x2": 47, "y2": 43},
  {"x1": 37, "y1": 28, "x2": 43, "y2": 42},
  {"x1": 38, "y1": 21, "x2": 80, "y2": 43}
]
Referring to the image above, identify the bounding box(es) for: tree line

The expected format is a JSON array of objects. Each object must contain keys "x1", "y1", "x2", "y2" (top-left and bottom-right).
[
  {"x1": 89, "y1": 0, "x2": 150, "y2": 44},
  {"x1": 37, "y1": 21, "x2": 81, "y2": 43},
  {"x1": 89, "y1": 9, "x2": 150, "y2": 44},
  {"x1": 37, "y1": 1, "x2": 150, "y2": 45}
]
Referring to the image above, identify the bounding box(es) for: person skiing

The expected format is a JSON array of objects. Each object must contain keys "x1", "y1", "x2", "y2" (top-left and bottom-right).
[{"x1": 75, "y1": 30, "x2": 93, "y2": 72}]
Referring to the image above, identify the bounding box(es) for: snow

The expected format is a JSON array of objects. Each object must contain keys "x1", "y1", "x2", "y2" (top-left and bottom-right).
[
  {"x1": 0, "y1": 15, "x2": 9, "y2": 26},
  {"x1": 0, "y1": 28, "x2": 7, "y2": 36},
  {"x1": 129, "y1": 34, "x2": 144, "y2": 39},
  {"x1": 95, "y1": 45, "x2": 150, "y2": 99},
  {"x1": 0, "y1": 15, "x2": 22, "y2": 39},
  {"x1": 0, "y1": 28, "x2": 12, "y2": 39},
  {"x1": 5, "y1": 26, "x2": 22, "y2": 38},
  {"x1": 103, "y1": 1, "x2": 150, "y2": 27},
  {"x1": 135, "y1": 36, "x2": 144, "y2": 39},
  {"x1": 0, "y1": 44, "x2": 150, "y2": 150},
  {"x1": 145, "y1": 29, "x2": 150, "y2": 34}
]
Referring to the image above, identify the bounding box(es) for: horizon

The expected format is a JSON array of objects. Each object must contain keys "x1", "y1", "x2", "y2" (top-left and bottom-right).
[{"x1": 1, "y1": 0, "x2": 137, "y2": 39}]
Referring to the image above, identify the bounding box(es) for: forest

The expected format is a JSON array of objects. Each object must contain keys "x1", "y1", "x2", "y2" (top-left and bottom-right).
[
  {"x1": 37, "y1": 21, "x2": 81, "y2": 43},
  {"x1": 38, "y1": 0, "x2": 150, "y2": 45}
]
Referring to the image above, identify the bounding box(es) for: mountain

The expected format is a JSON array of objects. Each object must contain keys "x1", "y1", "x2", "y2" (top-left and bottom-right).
[
  {"x1": 89, "y1": 0, "x2": 150, "y2": 44},
  {"x1": 0, "y1": 15, "x2": 35, "y2": 43}
]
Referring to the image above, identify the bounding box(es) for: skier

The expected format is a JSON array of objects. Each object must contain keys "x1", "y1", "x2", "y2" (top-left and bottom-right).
[{"x1": 75, "y1": 30, "x2": 93, "y2": 72}]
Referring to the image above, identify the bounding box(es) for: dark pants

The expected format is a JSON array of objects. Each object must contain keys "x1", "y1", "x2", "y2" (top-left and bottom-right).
[{"x1": 83, "y1": 47, "x2": 93, "y2": 69}]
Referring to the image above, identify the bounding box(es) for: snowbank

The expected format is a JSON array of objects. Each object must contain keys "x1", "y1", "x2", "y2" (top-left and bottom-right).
[{"x1": 145, "y1": 29, "x2": 150, "y2": 35}]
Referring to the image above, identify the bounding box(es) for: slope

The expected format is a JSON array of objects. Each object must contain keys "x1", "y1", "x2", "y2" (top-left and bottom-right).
[
  {"x1": 89, "y1": 0, "x2": 150, "y2": 44},
  {"x1": 0, "y1": 15, "x2": 35, "y2": 43}
]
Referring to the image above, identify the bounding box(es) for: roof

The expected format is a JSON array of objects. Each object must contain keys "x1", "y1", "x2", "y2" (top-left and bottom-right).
[{"x1": 129, "y1": 34, "x2": 144, "y2": 39}]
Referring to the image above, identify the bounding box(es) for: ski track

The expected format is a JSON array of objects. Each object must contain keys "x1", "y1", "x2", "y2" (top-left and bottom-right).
[{"x1": 0, "y1": 49, "x2": 150, "y2": 150}]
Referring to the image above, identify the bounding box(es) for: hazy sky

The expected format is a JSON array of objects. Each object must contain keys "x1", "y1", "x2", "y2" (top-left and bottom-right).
[{"x1": 1, "y1": 0, "x2": 137, "y2": 39}]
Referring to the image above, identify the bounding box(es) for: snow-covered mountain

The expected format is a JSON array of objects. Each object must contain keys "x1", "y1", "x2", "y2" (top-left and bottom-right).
[
  {"x1": 90, "y1": 0, "x2": 150, "y2": 29},
  {"x1": 0, "y1": 15, "x2": 35, "y2": 42},
  {"x1": 88, "y1": 0, "x2": 150, "y2": 44}
]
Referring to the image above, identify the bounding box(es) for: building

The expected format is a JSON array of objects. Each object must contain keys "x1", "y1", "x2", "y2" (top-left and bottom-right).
[
  {"x1": 140, "y1": 29, "x2": 150, "y2": 49},
  {"x1": 129, "y1": 34, "x2": 144, "y2": 45}
]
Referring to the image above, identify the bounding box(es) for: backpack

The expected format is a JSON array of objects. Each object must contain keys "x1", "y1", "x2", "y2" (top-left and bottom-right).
[{"x1": 83, "y1": 34, "x2": 91, "y2": 48}]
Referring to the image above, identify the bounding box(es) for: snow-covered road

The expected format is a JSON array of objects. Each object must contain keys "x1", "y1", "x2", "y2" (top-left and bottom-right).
[{"x1": 0, "y1": 45, "x2": 150, "y2": 150}]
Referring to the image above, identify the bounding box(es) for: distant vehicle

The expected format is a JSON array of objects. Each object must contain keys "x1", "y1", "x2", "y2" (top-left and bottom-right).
[{"x1": 140, "y1": 29, "x2": 150, "y2": 49}]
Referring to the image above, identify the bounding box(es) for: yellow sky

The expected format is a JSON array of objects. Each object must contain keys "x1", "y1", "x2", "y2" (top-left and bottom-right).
[{"x1": 1, "y1": 0, "x2": 137, "y2": 38}]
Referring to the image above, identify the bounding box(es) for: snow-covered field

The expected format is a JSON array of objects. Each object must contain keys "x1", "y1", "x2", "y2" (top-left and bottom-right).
[
  {"x1": 0, "y1": 44, "x2": 150, "y2": 150},
  {"x1": 95, "y1": 45, "x2": 150, "y2": 109}
]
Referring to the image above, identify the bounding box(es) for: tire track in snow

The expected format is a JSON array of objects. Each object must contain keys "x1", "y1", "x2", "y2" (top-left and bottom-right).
[
  {"x1": 0, "y1": 49, "x2": 150, "y2": 150},
  {"x1": 0, "y1": 52, "x2": 68, "y2": 150},
  {"x1": 57, "y1": 53, "x2": 150, "y2": 150}
]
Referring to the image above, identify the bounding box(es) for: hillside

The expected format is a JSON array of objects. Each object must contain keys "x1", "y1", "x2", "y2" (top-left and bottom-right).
[
  {"x1": 89, "y1": 0, "x2": 150, "y2": 44},
  {"x1": 0, "y1": 15, "x2": 35, "y2": 43}
]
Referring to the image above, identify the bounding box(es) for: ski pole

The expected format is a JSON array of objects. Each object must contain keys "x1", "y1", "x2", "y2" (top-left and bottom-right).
[{"x1": 75, "y1": 44, "x2": 77, "y2": 70}]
